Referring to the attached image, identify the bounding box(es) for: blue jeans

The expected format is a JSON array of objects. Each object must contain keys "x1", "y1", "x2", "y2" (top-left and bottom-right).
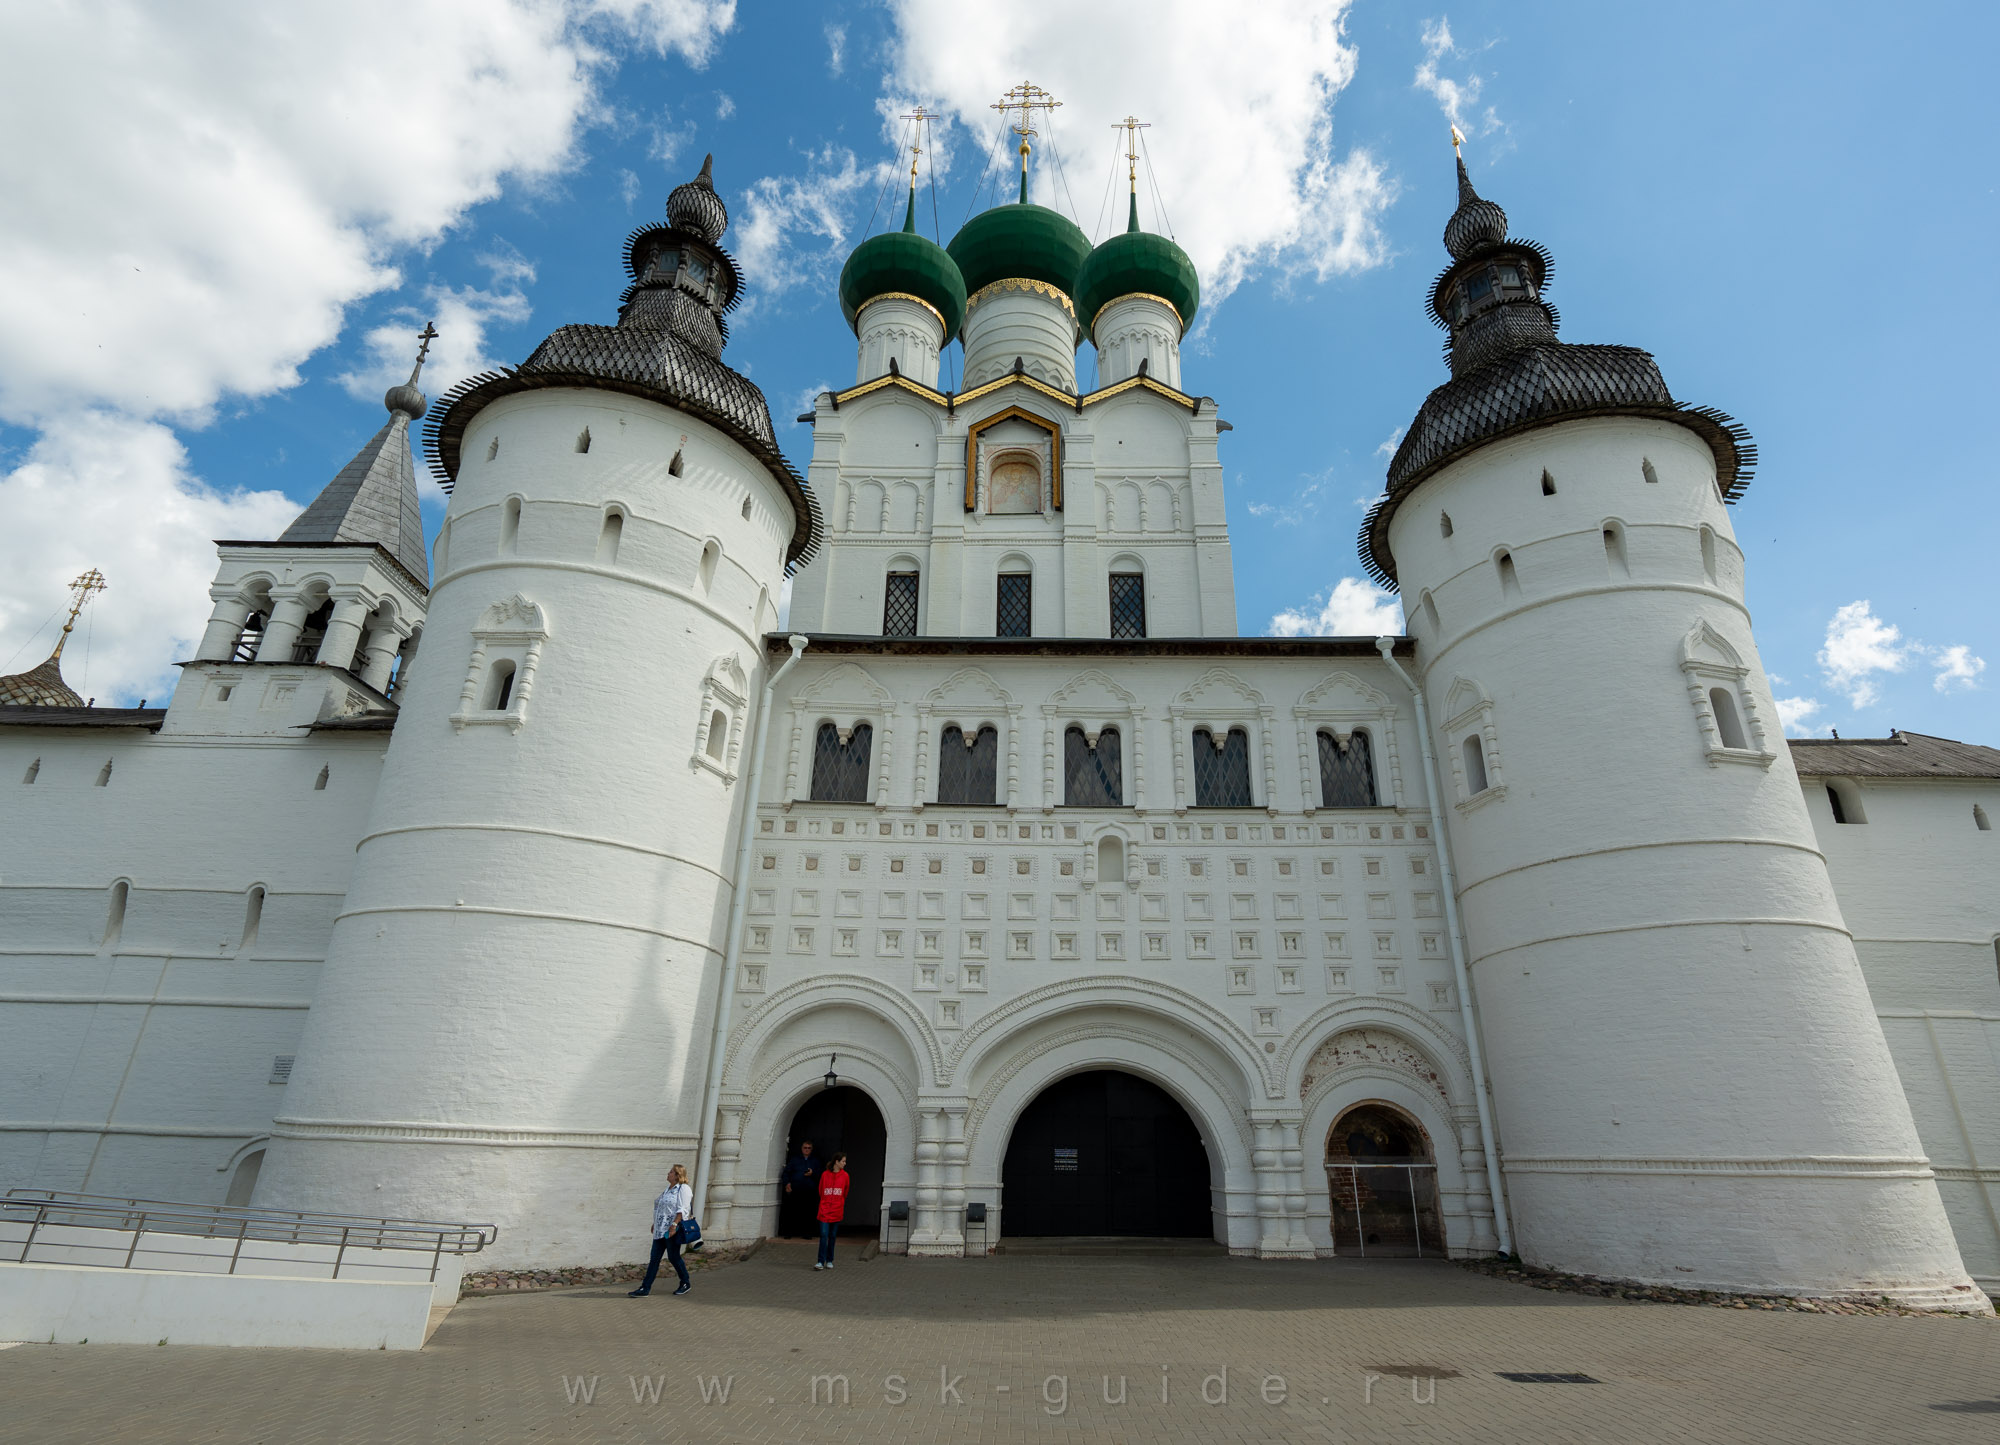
[
  {"x1": 641, "y1": 1228, "x2": 688, "y2": 1291},
  {"x1": 817, "y1": 1220, "x2": 839, "y2": 1264}
]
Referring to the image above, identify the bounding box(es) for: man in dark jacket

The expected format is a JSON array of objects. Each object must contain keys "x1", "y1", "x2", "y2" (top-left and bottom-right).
[{"x1": 778, "y1": 1140, "x2": 820, "y2": 1238}]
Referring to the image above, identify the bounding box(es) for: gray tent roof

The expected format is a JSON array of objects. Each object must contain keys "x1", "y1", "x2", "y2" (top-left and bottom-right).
[{"x1": 279, "y1": 404, "x2": 429, "y2": 584}]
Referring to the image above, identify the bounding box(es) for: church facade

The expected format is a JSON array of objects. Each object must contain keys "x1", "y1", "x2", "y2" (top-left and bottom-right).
[{"x1": 2, "y1": 146, "x2": 1996, "y2": 1311}]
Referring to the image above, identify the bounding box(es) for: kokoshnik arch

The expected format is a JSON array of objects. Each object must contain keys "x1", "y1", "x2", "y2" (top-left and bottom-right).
[{"x1": 1, "y1": 98, "x2": 1997, "y2": 1313}]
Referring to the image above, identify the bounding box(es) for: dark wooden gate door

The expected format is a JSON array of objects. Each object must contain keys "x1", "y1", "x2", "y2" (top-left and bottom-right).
[
  {"x1": 1001, "y1": 1071, "x2": 1209, "y2": 1237},
  {"x1": 780, "y1": 1086, "x2": 887, "y2": 1237}
]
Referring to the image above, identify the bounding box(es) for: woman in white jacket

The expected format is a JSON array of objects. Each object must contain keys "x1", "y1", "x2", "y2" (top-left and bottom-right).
[{"x1": 629, "y1": 1164, "x2": 693, "y2": 1297}]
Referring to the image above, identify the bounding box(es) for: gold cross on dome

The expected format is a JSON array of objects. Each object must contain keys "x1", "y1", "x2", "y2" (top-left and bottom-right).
[
  {"x1": 900, "y1": 104, "x2": 934, "y2": 180},
  {"x1": 52, "y1": 568, "x2": 106, "y2": 656},
  {"x1": 1116, "y1": 115, "x2": 1151, "y2": 188},
  {"x1": 992, "y1": 82, "x2": 1061, "y2": 190}
]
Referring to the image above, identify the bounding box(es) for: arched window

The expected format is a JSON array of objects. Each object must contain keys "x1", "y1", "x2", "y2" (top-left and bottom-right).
[
  {"x1": 996, "y1": 572, "x2": 1032, "y2": 638},
  {"x1": 1826, "y1": 782, "x2": 1866, "y2": 825},
  {"x1": 883, "y1": 571, "x2": 919, "y2": 636},
  {"x1": 575, "y1": 427, "x2": 592, "y2": 454},
  {"x1": 22, "y1": 758, "x2": 38, "y2": 784},
  {"x1": 225, "y1": 1149, "x2": 264, "y2": 1207},
  {"x1": 1708, "y1": 688, "x2": 1747, "y2": 750},
  {"x1": 1496, "y1": 549, "x2": 1520, "y2": 597},
  {"x1": 810, "y1": 722, "x2": 873, "y2": 803},
  {"x1": 500, "y1": 496, "x2": 522, "y2": 554},
  {"x1": 699, "y1": 540, "x2": 720, "y2": 594},
  {"x1": 1096, "y1": 833, "x2": 1125, "y2": 886},
  {"x1": 1699, "y1": 526, "x2": 1718, "y2": 585},
  {"x1": 1461, "y1": 734, "x2": 1490, "y2": 795},
  {"x1": 597, "y1": 509, "x2": 623, "y2": 565},
  {"x1": 706, "y1": 710, "x2": 728, "y2": 761},
  {"x1": 1108, "y1": 573, "x2": 1147, "y2": 639},
  {"x1": 1318, "y1": 729, "x2": 1378, "y2": 807},
  {"x1": 1603, "y1": 522, "x2": 1629, "y2": 576},
  {"x1": 486, "y1": 659, "x2": 517, "y2": 711},
  {"x1": 240, "y1": 886, "x2": 265, "y2": 953},
  {"x1": 1974, "y1": 804, "x2": 1991, "y2": 832},
  {"x1": 937, "y1": 725, "x2": 999, "y2": 805},
  {"x1": 1419, "y1": 591, "x2": 1440, "y2": 634},
  {"x1": 103, "y1": 880, "x2": 129, "y2": 951},
  {"x1": 1192, "y1": 727, "x2": 1253, "y2": 807},
  {"x1": 1064, "y1": 726, "x2": 1122, "y2": 806}
]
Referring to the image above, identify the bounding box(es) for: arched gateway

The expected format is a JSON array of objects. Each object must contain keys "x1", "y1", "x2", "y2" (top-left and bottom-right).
[{"x1": 1000, "y1": 1070, "x2": 1211, "y2": 1237}]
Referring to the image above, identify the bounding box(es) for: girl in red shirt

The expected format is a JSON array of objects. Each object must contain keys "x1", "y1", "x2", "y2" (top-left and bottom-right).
[{"x1": 814, "y1": 1152, "x2": 850, "y2": 1269}]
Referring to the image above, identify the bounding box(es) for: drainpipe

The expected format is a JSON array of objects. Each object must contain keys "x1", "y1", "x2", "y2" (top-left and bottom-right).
[
  {"x1": 693, "y1": 633, "x2": 809, "y2": 1221},
  {"x1": 1376, "y1": 635, "x2": 1514, "y2": 1256}
]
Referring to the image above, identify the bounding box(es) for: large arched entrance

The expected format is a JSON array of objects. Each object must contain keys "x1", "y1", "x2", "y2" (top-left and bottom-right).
[
  {"x1": 1001, "y1": 1070, "x2": 1210, "y2": 1237},
  {"x1": 1326, "y1": 1101, "x2": 1444, "y2": 1256},
  {"x1": 778, "y1": 1086, "x2": 887, "y2": 1239}
]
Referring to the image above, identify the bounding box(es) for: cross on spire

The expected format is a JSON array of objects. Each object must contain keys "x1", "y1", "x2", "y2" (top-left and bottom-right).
[
  {"x1": 53, "y1": 568, "x2": 106, "y2": 659},
  {"x1": 414, "y1": 320, "x2": 438, "y2": 365},
  {"x1": 991, "y1": 82, "x2": 1060, "y2": 200},
  {"x1": 1116, "y1": 116, "x2": 1150, "y2": 190}
]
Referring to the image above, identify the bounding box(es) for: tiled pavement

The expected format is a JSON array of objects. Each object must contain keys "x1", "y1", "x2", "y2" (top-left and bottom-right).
[{"x1": 4, "y1": 1239, "x2": 1997, "y2": 1443}]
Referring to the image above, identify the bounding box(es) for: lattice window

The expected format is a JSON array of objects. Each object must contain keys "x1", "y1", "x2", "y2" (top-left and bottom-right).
[
  {"x1": 1109, "y1": 573, "x2": 1146, "y2": 640},
  {"x1": 1192, "y1": 728, "x2": 1253, "y2": 807},
  {"x1": 1318, "y1": 729, "x2": 1378, "y2": 807},
  {"x1": 810, "y1": 722, "x2": 874, "y2": 803},
  {"x1": 996, "y1": 573, "x2": 1032, "y2": 638},
  {"x1": 1064, "y1": 726, "x2": 1123, "y2": 806},
  {"x1": 937, "y1": 725, "x2": 999, "y2": 805},
  {"x1": 883, "y1": 572, "x2": 919, "y2": 636}
]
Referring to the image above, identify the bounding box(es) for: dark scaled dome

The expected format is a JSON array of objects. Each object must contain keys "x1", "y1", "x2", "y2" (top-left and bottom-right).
[
  {"x1": 1074, "y1": 197, "x2": 1200, "y2": 340},
  {"x1": 947, "y1": 201, "x2": 1092, "y2": 303},
  {"x1": 839, "y1": 189, "x2": 968, "y2": 340},
  {"x1": 666, "y1": 153, "x2": 729, "y2": 242},
  {"x1": 1442, "y1": 155, "x2": 1508, "y2": 258}
]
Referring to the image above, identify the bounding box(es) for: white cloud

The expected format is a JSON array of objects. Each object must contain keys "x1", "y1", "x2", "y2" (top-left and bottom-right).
[
  {"x1": 0, "y1": 415, "x2": 298, "y2": 704},
  {"x1": 1245, "y1": 467, "x2": 1334, "y2": 527},
  {"x1": 0, "y1": 1, "x2": 735, "y2": 703},
  {"x1": 618, "y1": 167, "x2": 644, "y2": 209},
  {"x1": 825, "y1": 22, "x2": 848, "y2": 77},
  {"x1": 1268, "y1": 577, "x2": 1404, "y2": 637},
  {"x1": 1414, "y1": 15, "x2": 1501, "y2": 141},
  {"x1": 1774, "y1": 696, "x2": 1830, "y2": 738},
  {"x1": 732, "y1": 146, "x2": 884, "y2": 305},
  {"x1": 1932, "y1": 644, "x2": 1986, "y2": 693},
  {"x1": 1374, "y1": 426, "x2": 1406, "y2": 458},
  {"x1": 716, "y1": 92, "x2": 736, "y2": 120},
  {"x1": 880, "y1": 0, "x2": 1393, "y2": 311},
  {"x1": 1812, "y1": 598, "x2": 1984, "y2": 710}
]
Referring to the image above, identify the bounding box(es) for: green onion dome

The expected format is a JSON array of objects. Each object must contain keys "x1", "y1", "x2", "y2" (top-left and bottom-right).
[
  {"x1": 839, "y1": 188, "x2": 968, "y2": 341},
  {"x1": 947, "y1": 200, "x2": 1093, "y2": 305},
  {"x1": 1074, "y1": 198, "x2": 1200, "y2": 340}
]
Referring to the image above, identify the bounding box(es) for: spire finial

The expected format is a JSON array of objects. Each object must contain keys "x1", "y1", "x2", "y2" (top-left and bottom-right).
[
  {"x1": 410, "y1": 320, "x2": 438, "y2": 383},
  {"x1": 385, "y1": 320, "x2": 435, "y2": 420},
  {"x1": 52, "y1": 568, "x2": 106, "y2": 659},
  {"x1": 899, "y1": 104, "x2": 933, "y2": 234},
  {"x1": 1116, "y1": 116, "x2": 1151, "y2": 232},
  {"x1": 1451, "y1": 123, "x2": 1465, "y2": 158},
  {"x1": 991, "y1": 81, "x2": 1060, "y2": 202},
  {"x1": 696, "y1": 152, "x2": 714, "y2": 188}
]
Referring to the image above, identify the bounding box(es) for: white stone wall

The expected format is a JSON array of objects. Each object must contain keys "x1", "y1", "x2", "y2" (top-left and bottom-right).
[
  {"x1": 1391, "y1": 414, "x2": 1982, "y2": 1307},
  {"x1": 1801, "y1": 774, "x2": 2000, "y2": 1290},
  {"x1": 855, "y1": 296, "x2": 945, "y2": 390}
]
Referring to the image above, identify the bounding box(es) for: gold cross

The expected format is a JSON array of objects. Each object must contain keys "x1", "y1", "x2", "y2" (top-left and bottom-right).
[
  {"x1": 52, "y1": 568, "x2": 106, "y2": 657},
  {"x1": 991, "y1": 82, "x2": 1061, "y2": 186},
  {"x1": 900, "y1": 105, "x2": 933, "y2": 181},
  {"x1": 1115, "y1": 115, "x2": 1151, "y2": 189}
]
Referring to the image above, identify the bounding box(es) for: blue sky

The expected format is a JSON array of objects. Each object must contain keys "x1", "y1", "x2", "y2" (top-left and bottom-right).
[{"x1": 0, "y1": 0, "x2": 1992, "y2": 739}]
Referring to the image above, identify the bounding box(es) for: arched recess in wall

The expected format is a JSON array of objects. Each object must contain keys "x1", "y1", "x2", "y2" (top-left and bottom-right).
[
  {"x1": 698, "y1": 539, "x2": 721, "y2": 594},
  {"x1": 597, "y1": 506, "x2": 625, "y2": 565}
]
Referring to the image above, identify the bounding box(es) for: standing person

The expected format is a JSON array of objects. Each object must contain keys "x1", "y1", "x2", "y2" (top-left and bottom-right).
[
  {"x1": 779, "y1": 1139, "x2": 819, "y2": 1239},
  {"x1": 814, "y1": 1152, "x2": 850, "y2": 1270},
  {"x1": 628, "y1": 1164, "x2": 694, "y2": 1298}
]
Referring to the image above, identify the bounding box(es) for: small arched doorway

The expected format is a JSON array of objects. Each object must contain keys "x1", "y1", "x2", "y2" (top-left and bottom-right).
[
  {"x1": 1001, "y1": 1070, "x2": 1209, "y2": 1238},
  {"x1": 778, "y1": 1086, "x2": 887, "y2": 1240},
  {"x1": 1326, "y1": 1102, "x2": 1444, "y2": 1256}
]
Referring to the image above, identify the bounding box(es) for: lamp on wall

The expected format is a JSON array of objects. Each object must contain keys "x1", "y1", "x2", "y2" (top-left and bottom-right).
[{"x1": 823, "y1": 1055, "x2": 839, "y2": 1090}]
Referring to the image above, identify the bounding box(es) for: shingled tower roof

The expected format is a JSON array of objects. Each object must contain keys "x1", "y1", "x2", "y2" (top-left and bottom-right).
[{"x1": 279, "y1": 334, "x2": 433, "y2": 583}]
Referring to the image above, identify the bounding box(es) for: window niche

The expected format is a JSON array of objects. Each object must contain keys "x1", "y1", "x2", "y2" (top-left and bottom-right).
[
  {"x1": 810, "y1": 722, "x2": 875, "y2": 803},
  {"x1": 1171, "y1": 669, "x2": 1275, "y2": 816},
  {"x1": 691, "y1": 654, "x2": 750, "y2": 784},
  {"x1": 1679, "y1": 620, "x2": 1773, "y2": 768},
  {"x1": 451, "y1": 594, "x2": 547, "y2": 734},
  {"x1": 1063, "y1": 726, "x2": 1124, "y2": 806},
  {"x1": 1294, "y1": 670, "x2": 1404, "y2": 814},
  {"x1": 1441, "y1": 675, "x2": 1505, "y2": 810}
]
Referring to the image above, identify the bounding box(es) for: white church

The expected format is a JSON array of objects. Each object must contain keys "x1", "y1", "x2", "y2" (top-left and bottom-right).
[{"x1": 3, "y1": 132, "x2": 1996, "y2": 1311}]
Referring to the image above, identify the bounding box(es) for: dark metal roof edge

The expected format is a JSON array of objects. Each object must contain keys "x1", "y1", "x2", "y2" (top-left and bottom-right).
[
  {"x1": 310, "y1": 713, "x2": 399, "y2": 731},
  {"x1": 1358, "y1": 399, "x2": 1756, "y2": 591},
  {"x1": 763, "y1": 633, "x2": 1415, "y2": 659},
  {"x1": 424, "y1": 369, "x2": 822, "y2": 575},
  {"x1": 0, "y1": 706, "x2": 166, "y2": 731}
]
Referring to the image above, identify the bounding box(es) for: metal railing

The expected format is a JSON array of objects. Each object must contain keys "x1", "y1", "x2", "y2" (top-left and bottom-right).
[
  {"x1": 3, "y1": 1189, "x2": 497, "y2": 1284},
  {"x1": 1327, "y1": 1164, "x2": 1441, "y2": 1259}
]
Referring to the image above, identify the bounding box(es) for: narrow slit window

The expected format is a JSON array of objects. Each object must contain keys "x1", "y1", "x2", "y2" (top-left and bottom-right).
[
  {"x1": 1064, "y1": 726, "x2": 1123, "y2": 806},
  {"x1": 809, "y1": 722, "x2": 873, "y2": 803},
  {"x1": 103, "y1": 880, "x2": 128, "y2": 950},
  {"x1": 1603, "y1": 523, "x2": 1629, "y2": 576},
  {"x1": 500, "y1": 497, "x2": 521, "y2": 554},
  {"x1": 486, "y1": 437, "x2": 500, "y2": 462},
  {"x1": 1700, "y1": 526, "x2": 1718, "y2": 585},
  {"x1": 1496, "y1": 550, "x2": 1520, "y2": 597},
  {"x1": 1461, "y1": 735, "x2": 1490, "y2": 795},
  {"x1": 597, "y1": 510, "x2": 623, "y2": 565},
  {"x1": 1192, "y1": 727, "x2": 1254, "y2": 807},
  {"x1": 1707, "y1": 688, "x2": 1747, "y2": 750},
  {"x1": 699, "y1": 540, "x2": 720, "y2": 594},
  {"x1": 486, "y1": 659, "x2": 517, "y2": 711},
  {"x1": 706, "y1": 710, "x2": 729, "y2": 762},
  {"x1": 936, "y1": 725, "x2": 999, "y2": 805},
  {"x1": 996, "y1": 573, "x2": 1032, "y2": 638},
  {"x1": 1109, "y1": 573, "x2": 1147, "y2": 639},
  {"x1": 1825, "y1": 784, "x2": 1867, "y2": 825},
  {"x1": 22, "y1": 758, "x2": 38, "y2": 784},
  {"x1": 240, "y1": 886, "x2": 264, "y2": 953},
  {"x1": 669, "y1": 449, "x2": 685, "y2": 477},
  {"x1": 1420, "y1": 592, "x2": 1440, "y2": 633},
  {"x1": 313, "y1": 765, "x2": 330, "y2": 791},
  {"x1": 575, "y1": 427, "x2": 591, "y2": 454},
  {"x1": 741, "y1": 496, "x2": 753, "y2": 520},
  {"x1": 1827, "y1": 785, "x2": 1847, "y2": 824},
  {"x1": 1642, "y1": 458, "x2": 1660, "y2": 485},
  {"x1": 1318, "y1": 729, "x2": 1378, "y2": 807},
  {"x1": 1974, "y1": 804, "x2": 1990, "y2": 831},
  {"x1": 95, "y1": 759, "x2": 113, "y2": 787},
  {"x1": 1439, "y1": 512, "x2": 1453, "y2": 539},
  {"x1": 883, "y1": 571, "x2": 919, "y2": 636},
  {"x1": 1541, "y1": 470, "x2": 1556, "y2": 496}
]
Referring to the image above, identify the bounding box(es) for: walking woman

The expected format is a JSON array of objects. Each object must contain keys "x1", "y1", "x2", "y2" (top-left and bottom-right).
[
  {"x1": 814, "y1": 1152, "x2": 850, "y2": 1270},
  {"x1": 629, "y1": 1164, "x2": 694, "y2": 1297}
]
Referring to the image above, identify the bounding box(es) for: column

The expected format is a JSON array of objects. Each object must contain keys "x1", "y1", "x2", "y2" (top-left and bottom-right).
[
  {"x1": 356, "y1": 621, "x2": 406, "y2": 694},
  {"x1": 1251, "y1": 1114, "x2": 1317, "y2": 1258},
  {"x1": 708, "y1": 1102, "x2": 746, "y2": 1241},
  {"x1": 195, "y1": 593, "x2": 253, "y2": 662},
  {"x1": 253, "y1": 590, "x2": 309, "y2": 662},
  {"x1": 938, "y1": 1105, "x2": 968, "y2": 1254},
  {"x1": 1454, "y1": 1110, "x2": 1499, "y2": 1255},
  {"x1": 315, "y1": 594, "x2": 372, "y2": 670},
  {"x1": 908, "y1": 1106, "x2": 945, "y2": 1253}
]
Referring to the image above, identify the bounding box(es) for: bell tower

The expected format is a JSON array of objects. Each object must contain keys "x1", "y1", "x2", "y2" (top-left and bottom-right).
[{"x1": 1367, "y1": 147, "x2": 1985, "y2": 1310}]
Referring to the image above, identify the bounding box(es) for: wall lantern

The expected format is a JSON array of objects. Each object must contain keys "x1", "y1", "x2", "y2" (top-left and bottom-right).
[{"x1": 823, "y1": 1054, "x2": 839, "y2": 1090}]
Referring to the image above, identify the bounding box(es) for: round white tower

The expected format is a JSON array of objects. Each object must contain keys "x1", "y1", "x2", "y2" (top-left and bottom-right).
[
  {"x1": 1366, "y1": 156, "x2": 1986, "y2": 1311},
  {"x1": 946, "y1": 181, "x2": 1089, "y2": 392},
  {"x1": 838, "y1": 179, "x2": 965, "y2": 390},
  {"x1": 255, "y1": 158, "x2": 820, "y2": 1267}
]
